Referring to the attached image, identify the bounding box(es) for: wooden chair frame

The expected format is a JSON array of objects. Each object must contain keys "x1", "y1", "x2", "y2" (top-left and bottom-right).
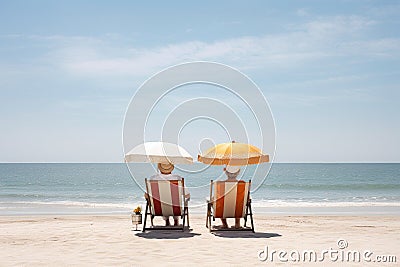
[
  {"x1": 206, "y1": 179, "x2": 254, "y2": 232},
  {"x1": 142, "y1": 178, "x2": 189, "y2": 232}
]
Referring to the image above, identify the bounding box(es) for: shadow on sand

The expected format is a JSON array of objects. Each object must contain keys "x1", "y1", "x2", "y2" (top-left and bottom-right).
[
  {"x1": 135, "y1": 228, "x2": 201, "y2": 239},
  {"x1": 211, "y1": 231, "x2": 282, "y2": 239}
]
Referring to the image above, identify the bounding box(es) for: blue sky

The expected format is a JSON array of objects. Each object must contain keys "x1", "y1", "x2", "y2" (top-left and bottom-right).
[{"x1": 0, "y1": 0, "x2": 399, "y2": 162}]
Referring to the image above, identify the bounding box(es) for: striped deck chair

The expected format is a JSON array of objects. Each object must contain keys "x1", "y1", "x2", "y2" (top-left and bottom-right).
[
  {"x1": 143, "y1": 178, "x2": 189, "y2": 232},
  {"x1": 206, "y1": 180, "x2": 254, "y2": 232}
]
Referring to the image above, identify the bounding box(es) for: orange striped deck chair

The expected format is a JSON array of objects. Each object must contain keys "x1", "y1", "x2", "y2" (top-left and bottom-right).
[
  {"x1": 143, "y1": 178, "x2": 189, "y2": 232},
  {"x1": 206, "y1": 180, "x2": 254, "y2": 232}
]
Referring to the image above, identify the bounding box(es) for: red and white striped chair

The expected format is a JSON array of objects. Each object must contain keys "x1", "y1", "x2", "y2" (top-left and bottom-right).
[
  {"x1": 143, "y1": 178, "x2": 189, "y2": 231},
  {"x1": 206, "y1": 180, "x2": 254, "y2": 232}
]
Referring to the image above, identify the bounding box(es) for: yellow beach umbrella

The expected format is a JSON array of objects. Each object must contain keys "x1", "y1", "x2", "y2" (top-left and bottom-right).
[{"x1": 197, "y1": 141, "x2": 269, "y2": 166}]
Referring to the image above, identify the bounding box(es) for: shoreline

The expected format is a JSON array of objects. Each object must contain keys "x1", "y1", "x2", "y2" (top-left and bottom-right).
[
  {"x1": 1, "y1": 201, "x2": 400, "y2": 216},
  {"x1": 2, "y1": 211, "x2": 400, "y2": 218}
]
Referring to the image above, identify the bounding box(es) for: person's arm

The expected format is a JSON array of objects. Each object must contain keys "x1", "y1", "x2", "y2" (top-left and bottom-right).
[
  {"x1": 184, "y1": 192, "x2": 190, "y2": 201},
  {"x1": 180, "y1": 176, "x2": 190, "y2": 201},
  {"x1": 184, "y1": 184, "x2": 190, "y2": 201}
]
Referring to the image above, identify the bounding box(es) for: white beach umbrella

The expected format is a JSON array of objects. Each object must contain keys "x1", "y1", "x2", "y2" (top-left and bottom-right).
[{"x1": 124, "y1": 142, "x2": 193, "y2": 164}]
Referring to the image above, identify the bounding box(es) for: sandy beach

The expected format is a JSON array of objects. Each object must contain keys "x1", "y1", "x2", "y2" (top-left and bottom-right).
[{"x1": 1, "y1": 214, "x2": 399, "y2": 266}]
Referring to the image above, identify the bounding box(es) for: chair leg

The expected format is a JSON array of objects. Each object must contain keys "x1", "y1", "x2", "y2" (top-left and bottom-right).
[
  {"x1": 182, "y1": 213, "x2": 186, "y2": 232},
  {"x1": 142, "y1": 214, "x2": 147, "y2": 232},
  {"x1": 206, "y1": 204, "x2": 209, "y2": 228},
  {"x1": 186, "y1": 207, "x2": 190, "y2": 228},
  {"x1": 206, "y1": 203, "x2": 212, "y2": 229},
  {"x1": 207, "y1": 204, "x2": 212, "y2": 232},
  {"x1": 142, "y1": 202, "x2": 149, "y2": 232},
  {"x1": 249, "y1": 202, "x2": 255, "y2": 233},
  {"x1": 244, "y1": 204, "x2": 249, "y2": 227}
]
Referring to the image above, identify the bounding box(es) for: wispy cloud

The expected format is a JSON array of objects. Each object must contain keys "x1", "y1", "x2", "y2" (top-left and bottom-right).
[
  {"x1": 1, "y1": 15, "x2": 386, "y2": 78},
  {"x1": 2, "y1": 14, "x2": 396, "y2": 81},
  {"x1": 301, "y1": 15, "x2": 375, "y2": 35},
  {"x1": 296, "y1": 8, "x2": 309, "y2": 17}
]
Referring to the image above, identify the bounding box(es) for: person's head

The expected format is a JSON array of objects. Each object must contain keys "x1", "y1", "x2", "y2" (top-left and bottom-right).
[
  {"x1": 158, "y1": 162, "x2": 174, "y2": 174},
  {"x1": 224, "y1": 165, "x2": 240, "y2": 180}
]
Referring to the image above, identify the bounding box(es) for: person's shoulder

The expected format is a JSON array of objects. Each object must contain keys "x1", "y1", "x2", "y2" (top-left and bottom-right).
[
  {"x1": 170, "y1": 174, "x2": 183, "y2": 180},
  {"x1": 148, "y1": 174, "x2": 161, "y2": 180}
]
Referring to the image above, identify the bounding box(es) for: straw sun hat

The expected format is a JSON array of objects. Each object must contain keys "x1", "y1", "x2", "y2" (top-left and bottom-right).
[{"x1": 158, "y1": 162, "x2": 174, "y2": 173}]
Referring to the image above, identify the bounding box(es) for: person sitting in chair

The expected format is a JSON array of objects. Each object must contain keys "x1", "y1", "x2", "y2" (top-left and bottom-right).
[
  {"x1": 148, "y1": 162, "x2": 190, "y2": 227},
  {"x1": 220, "y1": 165, "x2": 241, "y2": 229}
]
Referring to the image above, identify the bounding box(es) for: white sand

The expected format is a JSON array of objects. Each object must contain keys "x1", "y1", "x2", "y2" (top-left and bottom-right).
[{"x1": 1, "y1": 214, "x2": 399, "y2": 266}]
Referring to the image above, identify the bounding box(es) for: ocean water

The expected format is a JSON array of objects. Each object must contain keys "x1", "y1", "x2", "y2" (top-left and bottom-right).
[{"x1": 0, "y1": 163, "x2": 399, "y2": 215}]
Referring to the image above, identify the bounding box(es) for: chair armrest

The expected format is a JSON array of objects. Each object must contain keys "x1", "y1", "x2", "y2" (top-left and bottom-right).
[{"x1": 183, "y1": 194, "x2": 190, "y2": 207}]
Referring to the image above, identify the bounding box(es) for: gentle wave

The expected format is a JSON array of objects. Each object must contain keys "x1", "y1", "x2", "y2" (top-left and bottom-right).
[
  {"x1": 0, "y1": 193, "x2": 134, "y2": 199},
  {"x1": 1, "y1": 200, "x2": 400, "y2": 210},
  {"x1": 260, "y1": 183, "x2": 400, "y2": 190},
  {"x1": 0, "y1": 201, "x2": 137, "y2": 209},
  {"x1": 251, "y1": 201, "x2": 400, "y2": 208}
]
